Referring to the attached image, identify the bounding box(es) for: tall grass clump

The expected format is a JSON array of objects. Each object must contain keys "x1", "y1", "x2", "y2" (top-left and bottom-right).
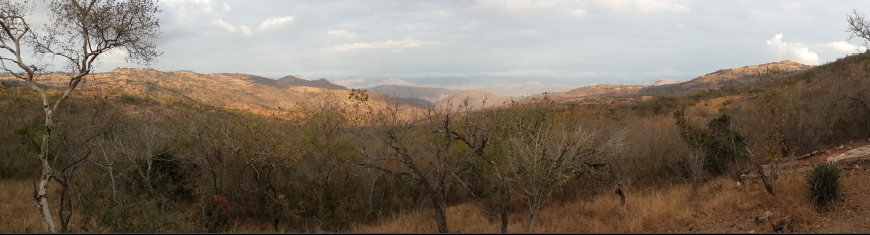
[{"x1": 805, "y1": 161, "x2": 842, "y2": 208}]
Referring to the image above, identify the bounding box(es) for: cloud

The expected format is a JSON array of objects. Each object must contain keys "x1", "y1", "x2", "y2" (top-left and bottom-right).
[
  {"x1": 329, "y1": 39, "x2": 439, "y2": 51},
  {"x1": 213, "y1": 18, "x2": 235, "y2": 32},
  {"x1": 572, "y1": 9, "x2": 587, "y2": 17},
  {"x1": 240, "y1": 26, "x2": 252, "y2": 36},
  {"x1": 326, "y1": 30, "x2": 361, "y2": 40},
  {"x1": 479, "y1": 69, "x2": 565, "y2": 78},
  {"x1": 825, "y1": 41, "x2": 867, "y2": 53},
  {"x1": 594, "y1": 0, "x2": 696, "y2": 14},
  {"x1": 99, "y1": 48, "x2": 129, "y2": 63},
  {"x1": 766, "y1": 33, "x2": 819, "y2": 65},
  {"x1": 259, "y1": 16, "x2": 295, "y2": 31},
  {"x1": 223, "y1": 2, "x2": 231, "y2": 11}
]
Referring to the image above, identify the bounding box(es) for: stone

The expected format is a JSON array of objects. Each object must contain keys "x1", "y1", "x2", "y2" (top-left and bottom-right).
[{"x1": 755, "y1": 211, "x2": 773, "y2": 224}]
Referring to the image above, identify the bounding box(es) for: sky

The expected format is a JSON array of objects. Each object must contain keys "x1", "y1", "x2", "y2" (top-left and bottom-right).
[{"x1": 37, "y1": 0, "x2": 870, "y2": 92}]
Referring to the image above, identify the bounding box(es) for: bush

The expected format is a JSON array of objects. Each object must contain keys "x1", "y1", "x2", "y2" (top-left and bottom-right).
[{"x1": 805, "y1": 161, "x2": 842, "y2": 207}]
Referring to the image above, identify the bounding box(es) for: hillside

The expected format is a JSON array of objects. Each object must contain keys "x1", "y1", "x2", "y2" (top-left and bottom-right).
[
  {"x1": 640, "y1": 60, "x2": 814, "y2": 95},
  {"x1": 547, "y1": 60, "x2": 814, "y2": 103},
  {"x1": 0, "y1": 68, "x2": 412, "y2": 113},
  {"x1": 364, "y1": 85, "x2": 460, "y2": 101}
]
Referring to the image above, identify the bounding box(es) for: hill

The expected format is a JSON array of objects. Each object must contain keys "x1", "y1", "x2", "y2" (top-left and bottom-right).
[
  {"x1": 0, "y1": 68, "x2": 412, "y2": 113},
  {"x1": 274, "y1": 75, "x2": 348, "y2": 90},
  {"x1": 364, "y1": 85, "x2": 460, "y2": 101},
  {"x1": 434, "y1": 90, "x2": 512, "y2": 110},
  {"x1": 547, "y1": 60, "x2": 814, "y2": 103},
  {"x1": 640, "y1": 60, "x2": 813, "y2": 95}
]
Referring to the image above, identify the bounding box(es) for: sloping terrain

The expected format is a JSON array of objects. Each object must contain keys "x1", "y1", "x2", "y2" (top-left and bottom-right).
[
  {"x1": 274, "y1": 75, "x2": 348, "y2": 90},
  {"x1": 640, "y1": 60, "x2": 814, "y2": 95},
  {"x1": 0, "y1": 68, "x2": 412, "y2": 113},
  {"x1": 364, "y1": 85, "x2": 461, "y2": 101},
  {"x1": 547, "y1": 60, "x2": 814, "y2": 103}
]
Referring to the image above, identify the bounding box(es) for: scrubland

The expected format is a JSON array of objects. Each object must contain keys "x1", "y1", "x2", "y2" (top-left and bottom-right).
[{"x1": 2, "y1": 53, "x2": 870, "y2": 233}]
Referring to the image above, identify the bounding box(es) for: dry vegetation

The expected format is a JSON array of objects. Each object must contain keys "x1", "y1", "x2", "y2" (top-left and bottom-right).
[{"x1": 3, "y1": 41, "x2": 870, "y2": 235}]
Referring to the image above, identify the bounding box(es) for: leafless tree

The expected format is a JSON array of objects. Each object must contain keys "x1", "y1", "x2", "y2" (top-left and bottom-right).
[
  {"x1": 499, "y1": 101, "x2": 627, "y2": 233},
  {"x1": 352, "y1": 98, "x2": 460, "y2": 233},
  {"x1": 0, "y1": 0, "x2": 161, "y2": 232},
  {"x1": 847, "y1": 9, "x2": 870, "y2": 51}
]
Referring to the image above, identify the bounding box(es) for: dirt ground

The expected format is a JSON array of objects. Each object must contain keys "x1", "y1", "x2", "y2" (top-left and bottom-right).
[{"x1": 669, "y1": 140, "x2": 870, "y2": 233}]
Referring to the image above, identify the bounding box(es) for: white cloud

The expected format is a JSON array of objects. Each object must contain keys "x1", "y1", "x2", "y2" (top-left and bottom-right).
[
  {"x1": 572, "y1": 9, "x2": 587, "y2": 17},
  {"x1": 223, "y1": 2, "x2": 231, "y2": 11},
  {"x1": 259, "y1": 16, "x2": 295, "y2": 31},
  {"x1": 825, "y1": 41, "x2": 867, "y2": 53},
  {"x1": 480, "y1": 69, "x2": 564, "y2": 78},
  {"x1": 326, "y1": 30, "x2": 361, "y2": 40},
  {"x1": 99, "y1": 48, "x2": 129, "y2": 63},
  {"x1": 766, "y1": 33, "x2": 819, "y2": 65},
  {"x1": 594, "y1": 0, "x2": 696, "y2": 14},
  {"x1": 240, "y1": 26, "x2": 252, "y2": 36},
  {"x1": 329, "y1": 39, "x2": 439, "y2": 51},
  {"x1": 678, "y1": 23, "x2": 684, "y2": 27},
  {"x1": 213, "y1": 19, "x2": 235, "y2": 32}
]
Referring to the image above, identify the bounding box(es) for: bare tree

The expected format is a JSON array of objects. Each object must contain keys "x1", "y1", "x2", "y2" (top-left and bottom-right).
[
  {"x1": 847, "y1": 9, "x2": 870, "y2": 51},
  {"x1": 352, "y1": 96, "x2": 460, "y2": 233},
  {"x1": 499, "y1": 99, "x2": 627, "y2": 233},
  {"x1": 0, "y1": 0, "x2": 161, "y2": 232},
  {"x1": 448, "y1": 99, "x2": 512, "y2": 233}
]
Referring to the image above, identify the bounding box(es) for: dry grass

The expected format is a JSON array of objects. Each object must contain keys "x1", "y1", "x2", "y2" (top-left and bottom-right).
[
  {"x1": 350, "y1": 173, "x2": 826, "y2": 233},
  {"x1": 0, "y1": 179, "x2": 56, "y2": 233}
]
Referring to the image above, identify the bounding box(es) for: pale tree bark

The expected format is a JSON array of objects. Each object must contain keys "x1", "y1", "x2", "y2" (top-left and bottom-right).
[{"x1": 0, "y1": 0, "x2": 161, "y2": 232}]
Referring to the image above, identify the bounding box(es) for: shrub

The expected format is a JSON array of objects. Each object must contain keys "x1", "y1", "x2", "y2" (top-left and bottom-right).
[{"x1": 805, "y1": 161, "x2": 842, "y2": 207}]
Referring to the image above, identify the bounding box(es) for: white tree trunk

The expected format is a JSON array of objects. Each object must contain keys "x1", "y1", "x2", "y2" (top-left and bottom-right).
[{"x1": 38, "y1": 110, "x2": 57, "y2": 233}]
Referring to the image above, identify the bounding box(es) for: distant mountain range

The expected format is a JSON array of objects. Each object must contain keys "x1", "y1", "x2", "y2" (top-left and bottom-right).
[
  {"x1": 0, "y1": 60, "x2": 816, "y2": 112},
  {"x1": 363, "y1": 85, "x2": 460, "y2": 101}
]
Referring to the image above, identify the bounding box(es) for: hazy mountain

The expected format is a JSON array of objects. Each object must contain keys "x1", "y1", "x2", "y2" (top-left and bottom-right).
[
  {"x1": 652, "y1": 79, "x2": 687, "y2": 86},
  {"x1": 434, "y1": 90, "x2": 512, "y2": 110},
  {"x1": 364, "y1": 85, "x2": 460, "y2": 101},
  {"x1": 275, "y1": 75, "x2": 348, "y2": 90},
  {"x1": 478, "y1": 81, "x2": 574, "y2": 97}
]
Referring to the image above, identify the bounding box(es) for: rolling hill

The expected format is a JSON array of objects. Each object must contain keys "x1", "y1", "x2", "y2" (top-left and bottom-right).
[{"x1": 0, "y1": 68, "x2": 414, "y2": 114}]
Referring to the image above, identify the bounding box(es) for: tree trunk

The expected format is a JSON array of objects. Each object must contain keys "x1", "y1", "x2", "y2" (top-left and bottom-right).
[
  {"x1": 37, "y1": 111, "x2": 58, "y2": 233},
  {"x1": 108, "y1": 164, "x2": 117, "y2": 201},
  {"x1": 496, "y1": 174, "x2": 510, "y2": 233},
  {"x1": 526, "y1": 207, "x2": 539, "y2": 233},
  {"x1": 431, "y1": 192, "x2": 448, "y2": 233}
]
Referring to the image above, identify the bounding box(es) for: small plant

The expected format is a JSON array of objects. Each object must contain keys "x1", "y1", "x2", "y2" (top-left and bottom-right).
[
  {"x1": 204, "y1": 195, "x2": 231, "y2": 232},
  {"x1": 806, "y1": 161, "x2": 842, "y2": 208}
]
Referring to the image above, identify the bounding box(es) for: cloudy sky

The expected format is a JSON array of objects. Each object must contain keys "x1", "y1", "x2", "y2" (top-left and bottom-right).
[{"x1": 91, "y1": 0, "x2": 869, "y2": 92}]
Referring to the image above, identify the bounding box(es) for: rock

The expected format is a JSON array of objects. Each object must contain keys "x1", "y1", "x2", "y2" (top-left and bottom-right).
[
  {"x1": 805, "y1": 163, "x2": 810, "y2": 166},
  {"x1": 772, "y1": 216, "x2": 791, "y2": 233},
  {"x1": 755, "y1": 211, "x2": 773, "y2": 224}
]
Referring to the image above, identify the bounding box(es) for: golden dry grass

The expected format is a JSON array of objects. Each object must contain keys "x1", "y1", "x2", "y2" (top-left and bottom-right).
[
  {"x1": 350, "y1": 173, "x2": 829, "y2": 233},
  {"x1": 0, "y1": 179, "x2": 57, "y2": 233}
]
